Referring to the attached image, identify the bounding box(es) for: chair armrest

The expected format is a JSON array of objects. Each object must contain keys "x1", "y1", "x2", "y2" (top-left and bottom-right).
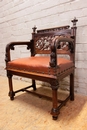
[
  {"x1": 50, "y1": 37, "x2": 74, "y2": 67},
  {"x1": 5, "y1": 40, "x2": 33, "y2": 63}
]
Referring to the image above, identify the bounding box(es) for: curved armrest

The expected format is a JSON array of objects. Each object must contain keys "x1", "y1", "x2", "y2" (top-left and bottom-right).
[
  {"x1": 54, "y1": 37, "x2": 74, "y2": 52},
  {"x1": 50, "y1": 37, "x2": 74, "y2": 67},
  {"x1": 5, "y1": 40, "x2": 33, "y2": 63},
  {"x1": 54, "y1": 37, "x2": 74, "y2": 43}
]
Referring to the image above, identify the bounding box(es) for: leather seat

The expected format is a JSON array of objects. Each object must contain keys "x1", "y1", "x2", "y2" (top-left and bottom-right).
[{"x1": 6, "y1": 56, "x2": 74, "y2": 76}]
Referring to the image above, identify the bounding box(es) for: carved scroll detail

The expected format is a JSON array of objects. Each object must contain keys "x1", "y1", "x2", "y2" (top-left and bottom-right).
[
  {"x1": 35, "y1": 35, "x2": 73, "y2": 52},
  {"x1": 5, "y1": 42, "x2": 32, "y2": 64}
]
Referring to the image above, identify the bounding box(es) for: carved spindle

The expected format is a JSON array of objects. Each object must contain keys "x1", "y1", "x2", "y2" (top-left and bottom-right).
[
  {"x1": 32, "y1": 26, "x2": 37, "y2": 40},
  {"x1": 71, "y1": 17, "x2": 78, "y2": 63},
  {"x1": 32, "y1": 26, "x2": 37, "y2": 33},
  {"x1": 71, "y1": 17, "x2": 78, "y2": 28},
  {"x1": 71, "y1": 17, "x2": 78, "y2": 38}
]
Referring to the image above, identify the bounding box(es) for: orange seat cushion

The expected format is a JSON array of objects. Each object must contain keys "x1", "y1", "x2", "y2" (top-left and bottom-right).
[{"x1": 6, "y1": 56, "x2": 74, "y2": 75}]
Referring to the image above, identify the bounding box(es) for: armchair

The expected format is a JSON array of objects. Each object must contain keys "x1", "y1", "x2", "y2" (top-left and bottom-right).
[{"x1": 5, "y1": 18, "x2": 78, "y2": 120}]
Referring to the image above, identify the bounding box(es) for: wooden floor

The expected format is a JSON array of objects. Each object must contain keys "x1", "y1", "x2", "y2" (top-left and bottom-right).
[{"x1": 0, "y1": 76, "x2": 87, "y2": 130}]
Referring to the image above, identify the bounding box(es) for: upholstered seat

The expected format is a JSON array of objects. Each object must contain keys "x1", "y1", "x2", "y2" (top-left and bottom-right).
[{"x1": 6, "y1": 56, "x2": 74, "y2": 76}]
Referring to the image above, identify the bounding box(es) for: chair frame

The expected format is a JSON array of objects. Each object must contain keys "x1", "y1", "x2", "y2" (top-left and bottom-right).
[{"x1": 5, "y1": 18, "x2": 78, "y2": 120}]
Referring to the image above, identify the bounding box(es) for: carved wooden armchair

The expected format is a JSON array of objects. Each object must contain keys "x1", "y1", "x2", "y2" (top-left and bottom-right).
[{"x1": 5, "y1": 18, "x2": 78, "y2": 120}]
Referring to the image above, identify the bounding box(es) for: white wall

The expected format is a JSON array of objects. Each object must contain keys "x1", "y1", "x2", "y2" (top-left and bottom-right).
[{"x1": 0, "y1": 0, "x2": 87, "y2": 95}]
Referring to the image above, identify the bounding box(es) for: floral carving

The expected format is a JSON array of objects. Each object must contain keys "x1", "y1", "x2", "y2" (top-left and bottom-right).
[
  {"x1": 35, "y1": 36, "x2": 54, "y2": 50},
  {"x1": 35, "y1": 35, "x2": 73, "y2": 52}
]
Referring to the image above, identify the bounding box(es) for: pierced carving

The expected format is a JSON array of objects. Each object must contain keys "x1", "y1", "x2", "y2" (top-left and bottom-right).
[
  {"x1": 35, "y1": 35, "x2": 73, "y2": 52},
  {"x1": 53, "y1": 36, "x2": 74, "y2": 53},
  {"x1": 35, "y1": 36, "x2": 54, "y2": 50},
  {"x1": 35, "y1": 35, "x2": 74, "y2": 68}
]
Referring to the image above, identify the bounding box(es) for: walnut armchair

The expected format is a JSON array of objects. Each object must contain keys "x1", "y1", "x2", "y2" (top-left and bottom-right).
[{"x1": 5, "y1": 18, "x2": 78, "y2": 120}]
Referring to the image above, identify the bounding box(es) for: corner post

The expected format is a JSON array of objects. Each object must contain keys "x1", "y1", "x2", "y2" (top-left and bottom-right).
[
  {"x1": 70, "y1": 17, "x2": 78, "y2": 100},
  {"x1": 31, "y1": 26, "x2": 37, "y2": 90},
  {"x1": 32, "y1": 26, "x2": 37, "y2": 39},
  {"x1": 31, "y1": 26, "x2": 37, "y2": 56},
  {"x1": 7, "y1": 71, "x2": 15, "y2": 100},
  {"x1": 71, "y1": 17, "x2": 78, "y2": 63},
  {"x1": 51, "y1": 80, "x2": 59, "y2": 120},
  {"x1": 71, "y1": 17, "x2": 78, "y2": 39}
]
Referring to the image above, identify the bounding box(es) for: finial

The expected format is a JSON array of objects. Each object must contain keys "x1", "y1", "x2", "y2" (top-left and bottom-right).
[
  {"x1": 71, "y1": 17, "x2": 78, "y2": 27},
  {"x1": 32, "y1": 25, "x2": 37, "y2": 33}
]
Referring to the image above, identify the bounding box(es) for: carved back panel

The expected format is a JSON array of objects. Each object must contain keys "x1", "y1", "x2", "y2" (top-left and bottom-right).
[{"x1": 33, "y1": 25, "x2": 74, "y2": 55}]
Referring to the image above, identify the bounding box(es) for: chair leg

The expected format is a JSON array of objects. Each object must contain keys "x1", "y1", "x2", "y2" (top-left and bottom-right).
[
  {"x1": 32, "y1": 80, "x2": 36, "y2": 91},
  {"x1": 51, "y1": 89, "x2": 59, "y2": 120},
  {"x1": 7, "y1": 74, "x2": 15, "y2": 100},
  {"x1": 70, "y1": 73, "x2": 74, "y2": 101}
]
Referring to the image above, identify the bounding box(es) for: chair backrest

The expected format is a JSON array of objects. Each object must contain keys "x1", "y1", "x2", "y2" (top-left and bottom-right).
[{"x1": 32, "y1": 18, "x2": 78, "y2": 63}]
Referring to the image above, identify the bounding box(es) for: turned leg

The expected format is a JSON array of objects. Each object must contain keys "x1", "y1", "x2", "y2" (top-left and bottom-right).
[
  {"x1": 7, "y1": 72, "x2": 15, "y2": 100},
  {"x1": 32, "y1": 80, "x2": 36, "y2": 91},
  {"x1": 51, "y1": 89, "x2": 59, "y2": 120},
  {"x1": 70, "y1": 73, "x2": 74, "y2": 101}
]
